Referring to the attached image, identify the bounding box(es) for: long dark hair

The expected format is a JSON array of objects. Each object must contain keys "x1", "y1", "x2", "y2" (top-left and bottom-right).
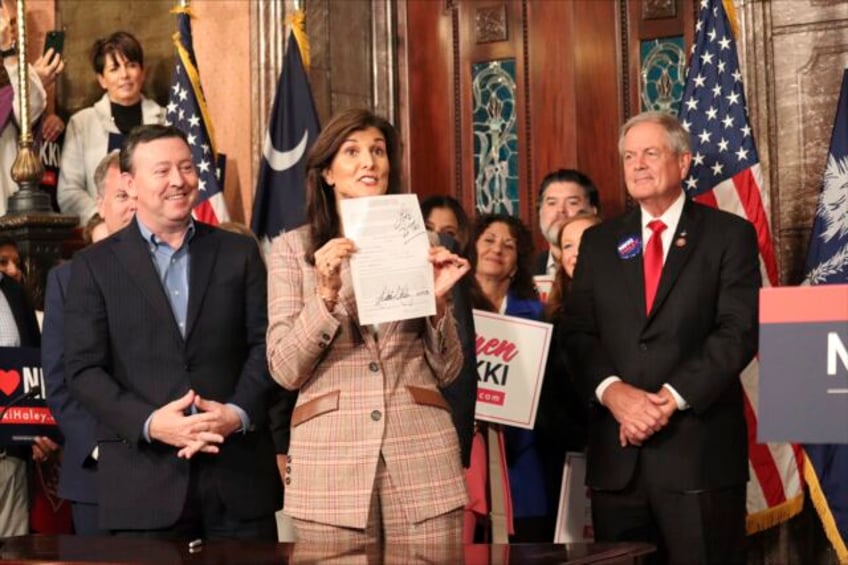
[
  {"x1": 304, "y1": 109, "x2": 401, "y2": 264},
  {"x1": 468, "y1": 214, "x2": 537, "y2": 311}
]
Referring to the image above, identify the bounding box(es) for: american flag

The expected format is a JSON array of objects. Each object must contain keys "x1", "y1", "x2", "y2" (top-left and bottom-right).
[
  {"x1": 165, "y1": 6, "x2": 229, "y2": 225},
  {"x1": 678, "y1": 0, "x2": 805, "y2": 533}
]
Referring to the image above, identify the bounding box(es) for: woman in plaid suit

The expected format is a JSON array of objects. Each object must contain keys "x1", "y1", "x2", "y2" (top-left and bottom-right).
[{"x1": 267, "y1": 109, "x2": 471, "y2": 544}]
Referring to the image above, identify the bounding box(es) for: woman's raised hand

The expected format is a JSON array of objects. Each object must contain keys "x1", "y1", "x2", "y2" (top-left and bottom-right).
[
  {"x1": 314, "y1": 237, "x2": 356, "y2": 298},
  {"x1": 430, "y1": 246, "x2": 470, "y2": 301}
]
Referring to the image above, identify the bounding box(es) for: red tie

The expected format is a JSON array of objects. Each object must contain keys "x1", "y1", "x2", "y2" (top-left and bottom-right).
[{"x1": 644, "y1": 219, "x2": 667, "y2": 313}]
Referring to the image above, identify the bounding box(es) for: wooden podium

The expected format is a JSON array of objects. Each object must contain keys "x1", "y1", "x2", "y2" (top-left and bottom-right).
[{"x1": 0, "y1": 535, "x2": 654, "y2": 564}]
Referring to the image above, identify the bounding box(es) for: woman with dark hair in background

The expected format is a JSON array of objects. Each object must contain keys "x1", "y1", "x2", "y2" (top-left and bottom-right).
[
  {"x1": 536, "y1": 213, "x2": 601, "y2": 538},
  {"x1": 266, "y1": 108, "x2": 470, "y2": 545},
  {"x1": 58, "y1": 31, "x2": 164, "y2": 224},
  {"x1": 421, "y1": 194, "x2": 471, "y2": 252},
  {"x1": 467, "y1": 213, "x2": 548, "y2": 542}
]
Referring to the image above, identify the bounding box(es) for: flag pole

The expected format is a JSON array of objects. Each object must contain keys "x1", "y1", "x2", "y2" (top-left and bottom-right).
[{"x1": 7, "y1": 0, "x2": 49, "y2": 214}]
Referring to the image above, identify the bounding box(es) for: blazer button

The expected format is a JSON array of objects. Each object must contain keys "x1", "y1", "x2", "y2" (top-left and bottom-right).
[
  {"x1": 368, "y1": 362, "x2": 379, "y2": 373},
  {"x1": 371, "y1": 410, "x2": 382, "y2": 421},
  {"x1": 639, "y1": 342, "x2": 648, "y2": 351}
]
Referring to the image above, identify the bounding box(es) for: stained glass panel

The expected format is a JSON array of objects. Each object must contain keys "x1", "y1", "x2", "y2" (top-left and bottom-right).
[
  {"x1": 640, "y1": 37, "x2": 686, "y2": 115},
  {"x1": 472, "y1": 59, "x2": 519, "y2": 216}
]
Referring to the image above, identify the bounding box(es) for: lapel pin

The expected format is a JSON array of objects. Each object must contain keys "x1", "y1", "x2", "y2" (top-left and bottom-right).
[{"x1": 675, "y1": 230, "x2": 688, "y2": 248}]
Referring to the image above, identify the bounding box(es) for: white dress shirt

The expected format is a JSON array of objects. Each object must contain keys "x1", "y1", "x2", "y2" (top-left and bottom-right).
[{"x1": 596, "y1": 191, "x2": 689, "y2": 410}]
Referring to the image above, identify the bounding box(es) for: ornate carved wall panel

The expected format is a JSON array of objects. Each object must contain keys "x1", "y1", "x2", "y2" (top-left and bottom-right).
[
  {"x1": 397, "y1": 0, "x2": 694, "y2": 231},
  {"x1": 397, "y1": 0, "x2": 624, "y2": 234},
  {"x1": 738, "y1": 0, "x2": 848, "y2": 284},
  {"x1": 457, "y1": 1, "x2": 528, "y2": 219},
  {"x1": 621, "y1": 0, "x2": 694, "y2": 211}
]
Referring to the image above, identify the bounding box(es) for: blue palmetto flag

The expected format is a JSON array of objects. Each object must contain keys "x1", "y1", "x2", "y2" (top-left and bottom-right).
[
  {"x1": 802, "y1": 67, "x2": 848, "y2": 563},
  {"x1": 251, "y1": 13, "x2": 320, "y2": 245}
]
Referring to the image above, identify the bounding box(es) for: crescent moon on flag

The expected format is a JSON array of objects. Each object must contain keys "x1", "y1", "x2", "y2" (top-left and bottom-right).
[{"x1": 263, "y1": 129, "x2": 309, "y2": 172}]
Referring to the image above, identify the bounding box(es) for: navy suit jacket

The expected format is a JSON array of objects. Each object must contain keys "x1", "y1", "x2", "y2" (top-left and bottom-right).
[
  {"x1": 64, "y1": 220, "x2": 282, "y2": 530},
  {"x1": 534, "y1": 250, "x2": 550, "y2": 276},
  {"x1": 439, "y1": 233, "x2": 478, "y2": 468},
  {"x1": 43, "y1": 261, "x2": 98, "y2": 503},
  {"x1": 564, "y1": 199, "x2": 760, "y2": 492}
]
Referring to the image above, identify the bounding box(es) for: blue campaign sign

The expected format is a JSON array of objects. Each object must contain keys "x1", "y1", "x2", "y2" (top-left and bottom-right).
[
  {"x1": 758, "y1": 286, "x2": 848, "y2": 443},
  {"x1": 0, "y1": 347, "x2": 61, "y2": 446}
]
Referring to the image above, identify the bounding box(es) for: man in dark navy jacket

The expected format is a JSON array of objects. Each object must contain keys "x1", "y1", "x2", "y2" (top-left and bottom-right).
[
  {"x1": 64, "y1": 125, "x2": 281, "y2": 539},
  {"x1": 42, "y1": 151, "x2": 132, "y2": 535}
]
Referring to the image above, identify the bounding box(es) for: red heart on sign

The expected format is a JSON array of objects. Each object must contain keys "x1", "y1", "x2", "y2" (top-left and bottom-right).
[{"x1": 0, "y1": 369, "x2": 21, "y2": 396}]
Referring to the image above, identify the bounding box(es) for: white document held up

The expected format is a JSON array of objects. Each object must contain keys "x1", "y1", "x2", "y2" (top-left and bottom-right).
[{"x1": 339, "y1": 194, "x2": 435, "y2": 325}]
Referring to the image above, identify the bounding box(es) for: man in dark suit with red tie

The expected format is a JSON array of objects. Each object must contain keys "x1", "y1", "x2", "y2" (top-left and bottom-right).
[
  {"x1": 64, "y1": 125, "x2": 281, "y2": 539},
  {"x1": 564, "y1": 111, "x2": 759, "y2": 564}
]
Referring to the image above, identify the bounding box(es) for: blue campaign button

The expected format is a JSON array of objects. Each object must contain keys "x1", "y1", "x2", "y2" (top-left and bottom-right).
[{"x1": 617, "y1": 235, "x2": 642, "y2": 260}]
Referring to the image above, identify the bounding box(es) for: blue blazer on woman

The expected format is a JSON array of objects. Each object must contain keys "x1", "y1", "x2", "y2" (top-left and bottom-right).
[{"x1": 503, "y1": 293, "x2": 546, "y2": 519}]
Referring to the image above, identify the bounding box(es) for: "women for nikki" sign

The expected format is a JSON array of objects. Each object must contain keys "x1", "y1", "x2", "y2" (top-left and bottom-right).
[{"x1": 472, "y1": 310, "x2": 552, "y2": 430}]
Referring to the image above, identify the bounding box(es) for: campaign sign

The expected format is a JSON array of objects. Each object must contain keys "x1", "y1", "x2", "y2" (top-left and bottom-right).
[
  {"x1": 758, "y1": 285, "x2": 848, "y2": 443},
  {"x1": 533, "y1": 275, "x2": 555, "y2": 304},
  {"x1": 472, "y1": 310, "x2": 552, "y2": 429},
  {"x1": 0, "y1": 347, "x2": 60, "y2": 446}
]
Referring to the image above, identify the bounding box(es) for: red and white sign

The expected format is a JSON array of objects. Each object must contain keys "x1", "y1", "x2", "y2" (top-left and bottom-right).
[
  {"x1": 0, "y1": 347, "x2": 60, "y2": 446},
  {"x1": 533, "y1": 275, "x2": 555, "y2": 304},
  {"x1": 472, "y1": 310, "x2": 552, "y2": 429}
]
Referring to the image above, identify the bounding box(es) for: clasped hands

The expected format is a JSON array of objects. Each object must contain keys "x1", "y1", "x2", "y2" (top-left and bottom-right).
[
  {"x1": 148, "y1": 390, "x2": 242, "y2": 460},
  {"x1": 601, "y1": 381, "x2": 678, "y2": 447}
]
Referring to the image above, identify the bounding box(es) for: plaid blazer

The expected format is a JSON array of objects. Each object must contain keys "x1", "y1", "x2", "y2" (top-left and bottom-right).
[{"x1": 267, "y1": 227, "x2": 468, "y2": 529}]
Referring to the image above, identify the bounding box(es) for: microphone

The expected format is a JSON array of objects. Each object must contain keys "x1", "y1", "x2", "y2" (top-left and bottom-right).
[{"x1": 0, "y1": 385, "x2": 41, "y2": 423}]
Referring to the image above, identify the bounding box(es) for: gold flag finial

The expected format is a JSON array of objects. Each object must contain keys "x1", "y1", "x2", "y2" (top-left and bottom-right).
[
  {"x1": 285, "y1": 9, "x2": 310, "y2": 71},
  {"x1": 722, "y1": 0, "x2": 740, "y2": 40}
]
